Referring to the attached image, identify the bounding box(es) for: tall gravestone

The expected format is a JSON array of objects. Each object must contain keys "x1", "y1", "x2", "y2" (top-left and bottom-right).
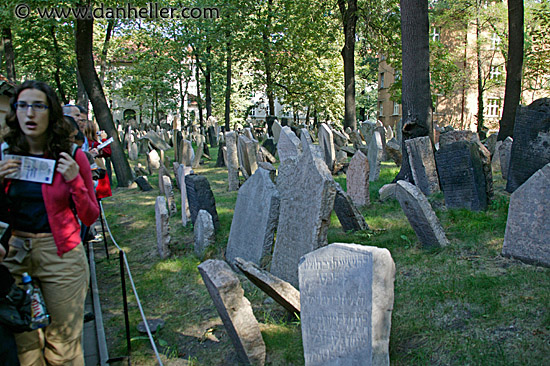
[
  {"x1": 129, "y1": 142, "x2": 138, "y2": 161},
  {"x1": 272, "y1": 120, "x2": 283, "y2": 143},
  {"x1": 194, "y1": 210, "x2": 215, "y2": 257},
  {"x1": 155, "y1": 196, "x2": 171, "y2": 259},
  {"x1": 225, "y1": 131, "x2": 240, "y2": 191},
  {"x1": 347, "y1": 150, "x2": 370, "y2": 207},
  {"x1": 502, "y1": 162, "x2": 550, "y2": 267},
  {"x1": 506, "y1": 99, "x2": 550, "y2": 192},
  {"x1": 435, "y1": 141, "x2": 488, "y2": 211},
  {"x1": 185, "y1": 174, "x2": 220, "y2": 231},
  {"x1": 359, "y1": 121, "x2": 377, "y2": 147},
  {"x1": 499, "y1": 136, "x2": 513, "y2": 180},
  {"x1": 179, "y1": 165, "x2": 193, "y2": 226},
  {"x1": 319, "y1": 123, "x2": 336, "y2": 172},
  {"x1": 395, "y1": 180, "x2": 449, "y2": 248},
  {"x1": 162, "y1": 175, "x2": 177, "y2": 216},
  {"x1": 226, "y1": 168, "x2": 280, "y2": 267},
  {"x1": 180, "y1": 139, "x2": 194, "y2": 166},
  {"x1": 368, "y1": 131, "x2": 384, "y2": 182},
  {"x1": 271, "y1": 135, "x2": 336, "y2": 287},
  {"x1": 198, "y1": 260, "x2": 266, "y2": 366},
  {"x1": 405, "y1": 136, "x2": 440, "y2": 195},
  {"x1": 277, "y1": 126, "x2": 302, "y2": 163},
  {"x1": 147, "y1": 149, "x2": 161, "y2": 174}
]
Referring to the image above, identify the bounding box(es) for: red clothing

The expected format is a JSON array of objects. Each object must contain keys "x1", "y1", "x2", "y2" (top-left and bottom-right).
[
  {"x1": 3, "y1": 148, "x2": 99, "y2": 257},
  {"x1": 89, "y1": 139, "x2": 112, "y2": 199}
]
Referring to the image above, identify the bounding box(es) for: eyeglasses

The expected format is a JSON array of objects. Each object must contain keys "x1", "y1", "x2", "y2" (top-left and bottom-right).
[{"x1": 14, "y1": 101, "x2": 49, "y2": 112}]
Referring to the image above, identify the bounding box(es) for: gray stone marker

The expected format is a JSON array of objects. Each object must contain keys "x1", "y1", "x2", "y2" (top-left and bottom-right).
[
  {"x1": 491, "y1": 140, "x2": 502, "y2": 175},
  {"x1": 506, "y1": 99, "x2": 550, "y2": 193},
  {"x1": 237, "y1": 135, "x2": 259, "y2": 179},
  {"x1": 155, "y1": 196, "x2": 171, "y2": 259},
  {"x1": 378, "y1": 183, "x2": 396, "y2": 202},
  {"x1": 277, "y1": 126, "x2": 302, "y2": 163},
  {"x1": 134, "y1": 176, "x2": 152, "y2": 192},
  {"x1": 502, "y1": 162, "x2": 550, "y2": 267},
  {"x1": 139, "y1": 131, "x2": 171, "y2": 151},
  {"x1": 435, "y1": 141, "x2": 488, "y2": 211},
  {"x1": 319, "y1": 123, "x2": 336, "y2": 172},
  {"x1": 405, "y1": 136, "x2": 440, "y2": 195},
  {"x1": 359, "y1": 121, "x2": 377, "y2": 146},
  {"x1": 499, "y1": 136, "x2": 513, "y2": 180},
  {"x1": 395, "y1": 180, "x2": 449, "y2": 248},
  {"x1": 226, "y1": 168, "x2": 280, "y2": 267},
  {"x1": 158, "y1": 165, "x2": 168, "y2": 195},
  {"x1": 162, "y1": 175, "x2": 177, "y2": 216},
  {"x1": 147, "y1": 149, "x2": 161, "y2": 174},
  {"x1": 299, "y1": 243, "x2": 395, "y2": 366},
  {"x1": 300, "y1": 128, "x2": 314, "y2": 144},
  {"x1": 385, "y1": 138, "x2": 402, "y2": 167},
  {"x1": 198, "y1": 260, "x2": 266, "y2": 366},
  {"x1": 368, "y1": 131, "x2": 384, "y2": 182},
  {"x1": 179, "y1": 166, "x2": 192, "y2": 226},
  {"x1": 271, "y1": 135, "x2": 336, "y2": 287},
  {"x1": 347, "y1": 150, "x2": 370, "y2": 207},
  {"x1": 225, "y1": 131, "x2": 240, "y2": 191},
  {"x1": 185, "y1": 174, "x2": 220, "y2": 231},
  {"x1": 194, "y1": 210, "x2": 215, "y2": 257},
  {"x1": 129, "y1": 142, "x2": 138, "y2": 161},
  {"x1": 334, "y1": 183, "x2": 369, "y2": 232},
  {"x1": 192, "y1": 138, "x2": 204, "y2": 169},
  {"x1": 272, "y1": 120, "x2": 283, "y2": 143},
  {"x1": 332, "y1": 128, "x2": 348, "y2": 149},
  {"x1": 180, "y1": 139, "x2": 194, "y2": 166},
  {"x1": 234, "y1": 257, "x2": 300, "y2": 316}
]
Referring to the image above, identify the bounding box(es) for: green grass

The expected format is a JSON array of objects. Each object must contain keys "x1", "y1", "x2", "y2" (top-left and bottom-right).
[{"x1": 96, "y1": 146, "x2": 550, "y2": 365}]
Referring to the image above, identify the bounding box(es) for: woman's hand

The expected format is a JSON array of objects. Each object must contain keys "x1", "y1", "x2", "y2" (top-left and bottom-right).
[
  {"x1": 57, "y1": 152, "x2": 80, "y2": 181},
  {"x1": 0, "y1": 158, "x2": 21, "y2": 182}
]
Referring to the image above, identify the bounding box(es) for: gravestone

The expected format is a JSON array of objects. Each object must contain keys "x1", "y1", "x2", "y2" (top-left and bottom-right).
[
  {"x1": 368, "y1": 131, "x2": 384, "y2": 182},
  {"x1": 134, "y1": 176, "x2": 152, "y2": 192},
  {"x1": 319, "y1": 123, "x2": 336, "y2": 172},
  {"x1": 225, "y1": 131, "x2": 240, "y2": 191},
  {"x1": 234, "y1": 257, "x2": 300, "y2": 315},
  {"x1": 129, "y1": 142, "x2": 138, "y2": 161},
  {"x1": 359, "y1": 121, "x2": 377, "y2": 147},
  {"x1": 271, "y1": 135, "x2": 336, "y2": 287},
  {"x1": 140, "y1": 131, "x2": 171, "y2": 151},
  {"x1": 405, "y1": 136, "x2": 440, "y2": 195},
  {"x1": 277, "y1": 126, "x2": 302, "y2": 163},
  {"x1": 174, "y1": 130, "x2": 183, "y2": 163},
  {"x1": 483, "y1": 133, "x2": 498, "y2": 157},
  {"x1": 226, "y1": 168, "x2": 280, "y2": 267},
  {"x1": 237, "y1": 135, "x2": 259, "y2": 179},
  {"x1": 435, "y1": 141, "x2": 488, "y2": 211},
  {"x1": 194, "y1": 210, "x2": 215, "y2": 257},
  {"x1": 216, "y1": 143, "x2": 226, "y2": 167},
  {"x1": 192, "y1": 139, "x2": 204, "y2": 169},
  {"x1": 158, "y1": 165, "x2": 169, "y2": 195},
  {"x1": 258, "y1": 146, "x2": 276, "y2": 164},
  {"x1": 208, "y1": 126, "x2": 217, "y2": 147},
  {"x1": 300, "y1": 128, "x2": 314, "y2": 144},
  {"x1": 262, "y1": 138, "x2": 277, "y2": 157},
  {"x1": 439, "y1": 130, "x2": 478, "y2": 146},
  {"x1": 333, "y1": 183, "x2": 369, "y2": 232},
  {"x1": 379, "y1": 183, "x2": 397, "y2": 202},
  {"x1": 180, "y1": 139, "x2": 194, "y2": 166},
  {"x1": 299, "y1": 243, "x2": 395, "y2": 366},
  {"x1": 179, "y1": 166, "x2": 192, "y2": 226},
  {"x1": 185, "y1": 174, "x2": 220, "y2": 230},
  {"x1": 139, "y1": 140, "x2": 149, "y2": 155},
  {"x1": 502, "y1": 162, "x2": 550, "y2": 267},
  {"x1": 491, "y1": 140, "x2": 502, "y2": 175},
  {"x1": 272, "y1": 120, "x2": 283, "y2": 143},
  {"x1": 155, "y1": 196, "x2": 171, "y2": 259},
  {"x1": 198, "y1": 260, "x2": 266, "y2": 366},
  {"x1": 506, "y1": 98, "x2": 550, "y2": 192},
  {"x1": 395, "y1": 180, "x2": 449, "y2": 248},
  {"x1": 385, "y1": 138, "x2": 402, "y2": 167},
  {"x1": 332, "y1": 128, "x2": 348, "y2": 149},
  {"x1": 499, "y1": 137, "x2": 513, "y2": 180},
  {"x1": 162, "y1": 175, "x2": 177, "y2": 216},
  {"x1": 147, "y1": 150, "x2": 161, "y2": 174}
]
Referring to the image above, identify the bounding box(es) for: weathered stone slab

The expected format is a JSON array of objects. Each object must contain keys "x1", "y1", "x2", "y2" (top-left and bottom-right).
[
  {"x1": 333, "y1": 183, "x2": 369, "y2": 232},
  {"x1": 198, "y1": 260, "x2": 266, "y2": 366},
  {"x1": 483, "y1": 133, "x2": 498, "y2": 157},
  {"x1": 139, "y1": 131, "x2": 171, "y2": 151},
  {"x1": 359, "y1": 121, "x2": 377, "y2": 147},
  {"x1": 147, "y1": 149, "x2": 161, "y2": 174},
  {"x1": 395, "y1": 180, "x2": 449, "y2": 248},
  {"x1": 179, "y1": 166, "x2": 192, "y2": 226},
  {"x1": 347, "y1": 150, "x2": 370, "y2": 207},
  {"x1": 299, "y1": 243, "x2": 395, "y2": 366},
  {"x1": 491, "y1": 140, "x2": 502, "y2": 174},
  {"x1": 226, "y1": 168, "x2": 280, "y2": 267},
  {"x1": 180, "y1": 139, "x2": 194, "y2": 166},
  {"x1": 277, "y1": 126, "x2": 302, "y2": 163},
  {"x1": 439, "y1": 130, "x2": 479, "y2": 147},
  {"x1": 134, "y1": 176, "x2": 152, "y2": 192},
  {"x1": 271, "y1": 135, "x2": 336, "y2": 287},
  {"x1": 194, "y1": 210, "x2": 215, "y2": 257},
  {"x1": 129, "y1": 142, "x2": 138, "y2": 161},
  {"x1": 405, "y1": 136, "x2": 440, "y2": 195},
  {"x1": 435, "y1": 141, "x2": 488, "y2": 211},
  {"x1": 332, "y1": 128, "x2": 348, "y2": 149},
  {"x1": 185, "y1": 174, "x2": 220, "y2": 231},
  {"x1": 506, "y1": 99, "x2": 550, "y2": 192},
  {"x1": 237, "y1": 135, "x2": 259, "y2": 179},
  {"x1": 379, "y1": 183, "x2": 397, "y2": 202},
  {"x1": 216, "y1": 143, "x2": 226, "y2": 167},
  {"x1": 368, "y1": 131, "x2": 384, "y2": 182},
  {"x1": 262, "y1": 138, "x2": 277, "y2": 157},
  {"x1": 234, "y1": 257, "x2": 300, "y2": 315},
  {"x1": 155, "y1": 196, "x2": 171, "y2": 259},
  {"x1": 502, "y1": 162, "x2": 550, "y2": 267},
  {"x1": 192, "y1": 140, "x2": 204, "y2": 169},
  {"x1": 300, "y1": 128, "x2": 314, "y2": 144},
  {"x1": 349, "y1": 130, "x2": 364, "y2": 150},
  {"x1": 225, "y1": 131, "x2": 240, "y2": 191},
  {"x1": 162, "y1": 175, "x2": 177, "y2": 216},
  {"x1": 319, "y1": 123, "x2": 336, "y2": 172},
  {"x1": 499, "y1": 136, "x2": 513, "y2": 180},
  {"x1": 272, "y1": 120, "x2": 283, "y2": 143},
  {"x1": 385, "y1": 138, "x2": 402, "y2": 167}
]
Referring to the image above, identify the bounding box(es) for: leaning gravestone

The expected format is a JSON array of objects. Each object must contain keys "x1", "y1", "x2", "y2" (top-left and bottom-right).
[
  {"x1": 333, "y1": 183, "x2": 369, "y2": 232},
  {"x1": 162, "y1": 175, "x2": 177, "y2": 216},
  {"x1": 140, "y1": 131, "x2": 171, "y2": 151},
  {"x1": 134, "y1": 176, "x2": 152, "y2": 192},
  {"x1": 499, "y1": 136, "x2": 513, "y2": 180},
  {"x1": 435, "y1": 141, "x2": 488, "y2": 211},
  {"x1": 198, "y1": 260, "x2": 266, "y2": 366},
  {"x1": 405, "y1": 136, "x2": 440, "y2": 195},
  {"x1": 194, "y1": 210, "x2": 215, "y2": 257},
  {"x1": 225, "y1": 131, "x2": 240, "y2": 191},
  {"x1": 155, "y1": 196, "x2": 171, "y2": 259},
  {"x1": 277, "y1": 126, "x2": 302, "y2": 163},
  {"x1": 347, "y1": 150, "x2": 370, "y2": 207},
  {"x1": 395, "y1": 180, "x2": 449, "y2": 248},
  {"x1": 299, "y1": 243, "x2": 395, "y2": 366},
  {"x1": 379, "y1": 183, "x2": 396, "y2": 202},
  {"x1": 185, "y1": 174, "x2": 220, "y2": 231},
  {"x1": 385, "y1": 138, "x2": 402, "y2": 167},
  {"x1": 502, "y1": 162, "x2": 550, "y2": 267},
  {"x1": 271, "y1": 135, "x2": 336, "y2": 287},
  {"x1": 234, "y1": 257, "x2": 300, "y2": 316},
  {"x1": 506, "y1": 98, "x2": 550, "y2": 192},
  {"x1": 226, "y1": 168, "x2": 280, "y2": 267},
  {"x1": 368, "y1": 131, "x2": 384, "y2": 182},
  {"x1": 318, "y1": 123, "x2": 336, "y2": 172}
]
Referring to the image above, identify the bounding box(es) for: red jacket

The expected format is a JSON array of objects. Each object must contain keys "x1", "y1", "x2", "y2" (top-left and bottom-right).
[{"x1": 3, "y1": 147, "x2": 99, "y2": 257}]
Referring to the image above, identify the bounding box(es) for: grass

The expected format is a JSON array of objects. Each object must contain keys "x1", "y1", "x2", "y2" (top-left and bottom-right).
[{"x1": 96, "y1": 146, "x2": 550, "y2": 365}]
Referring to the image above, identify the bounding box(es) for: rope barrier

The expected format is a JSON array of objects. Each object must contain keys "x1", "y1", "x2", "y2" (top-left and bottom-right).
[{"x1": 99, "y1": 200, "x2": 164, "y2": 366}]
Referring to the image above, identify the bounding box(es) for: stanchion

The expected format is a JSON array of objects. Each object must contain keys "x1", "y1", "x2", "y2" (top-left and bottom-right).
[{"x1": 119, "y1": 250, "x2": 132, "y2": 362}]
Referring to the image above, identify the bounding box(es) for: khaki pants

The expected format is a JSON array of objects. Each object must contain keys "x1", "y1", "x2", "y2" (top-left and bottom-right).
[{"x1": 4, "y1": 233, "x2": 89, "y2": 366}]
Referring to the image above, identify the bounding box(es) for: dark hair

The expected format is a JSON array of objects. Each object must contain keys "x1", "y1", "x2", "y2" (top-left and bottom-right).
[
  {"x1": 5, "y1": 80, "x2": 73, "y2": 159},
  {"x1": 76, "y1": 105, "x2": 87, "y2": 114}
]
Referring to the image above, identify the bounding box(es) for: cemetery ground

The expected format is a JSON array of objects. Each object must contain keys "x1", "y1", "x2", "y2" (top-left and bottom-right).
[{"x1": 96, "y1": 146, "x2": 549, "y2": 366}]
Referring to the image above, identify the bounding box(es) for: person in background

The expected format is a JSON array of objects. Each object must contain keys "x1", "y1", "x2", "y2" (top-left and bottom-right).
[
  {"x1": 84, "y1": 121, "x2": 112, "y2": 199},
  {"x1": 62, "y1": 104, "x2": 88, "y2": 152},
  {"x1": 0, "y1": 80, "x2": 99, "y2": 365}
]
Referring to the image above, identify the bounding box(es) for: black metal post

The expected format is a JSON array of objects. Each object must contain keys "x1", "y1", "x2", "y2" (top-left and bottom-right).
[{"x1": 119, "y1": 250, "x2": 131, "y2": 359}]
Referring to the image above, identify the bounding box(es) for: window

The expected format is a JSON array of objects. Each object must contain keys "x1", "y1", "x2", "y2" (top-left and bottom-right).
[
  {"x1": 379, "y1": 73, "x2": 385, "y2": 89},
  {"x1": 431, "y1": 27, "x2": 440, "y2": 42},
  {"x1": 379, "y1": 102, "x2": 384, "y2": 117},
  {"x1": 393, "y1": 102, "x2": 400, "y2": 116},
  {"x1": 489, "y1": 65, "x2": 503, "y2": 80},
  {"x1": 486, "y1": 98, "x2": 501, "y2": 118},
  {"x1": 249, "y1": 107, "x2": 256, "y2": 116},
  {"x1": 490, "y1": 33, "x2": 501, "y2": 50}
]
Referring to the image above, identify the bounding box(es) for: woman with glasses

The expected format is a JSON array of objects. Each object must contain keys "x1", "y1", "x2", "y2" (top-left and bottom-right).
[{"x1": 0, "y1": 80, "x2": 99, "y2": 365}]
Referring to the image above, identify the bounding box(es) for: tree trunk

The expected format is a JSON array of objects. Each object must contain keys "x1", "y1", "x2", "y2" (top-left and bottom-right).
[
  {"x1": 476, "y1": 11, "x2": 486, "y2": 140},
  {"x1": 75, "y1": 17, "x2": 133, "y2": 187},
  {"x1": 99, "y1": 19, "x2": 115, "y2": 85},
  {"x1": 263, "y1": 0, "x2": 275, "y2": 116},
  {"x1": 225, "y1": 37, "x2": 232, "y2": 131},
  {"x1": 338, "y1": 0, "x2": 358, "y2": 131},
  {"x1": 195, "y1": 57, "x2": 204, "y2": 131},
  {"x1": 393, "y1": 0, "x2": 432, "y2": 183},
  {"x1": 49, "y1": 25, "x2": 68, "y2": 105},
  {"x1": 205, "y1": 46, "x2": 212, "y2": 118},
  {"x1": 2, "y1": 27, "x2": 16, "y2": 82},
  {"x1": 76, "y1": 68, "x2": 89, "y2": 111},
  {"x1": 498, "y1": 0, "x2": 524, "y2": 141}
]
